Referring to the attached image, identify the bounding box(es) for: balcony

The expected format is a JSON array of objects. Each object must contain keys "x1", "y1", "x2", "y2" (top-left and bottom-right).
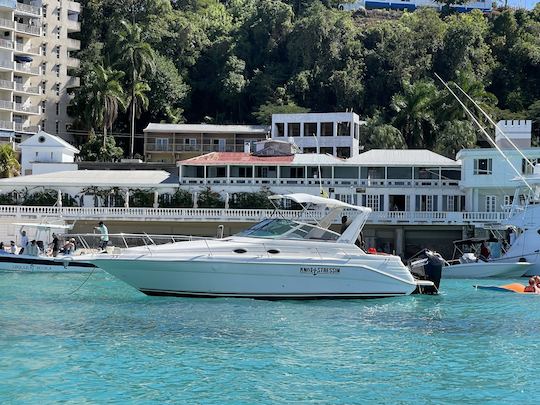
[
  {"x1": 14, "y1": 82, "x2": 39, "y2": 94},
  {"x1": 146, "y1": 144, "x2": 173, "y2": 152},
  {"x1": 14, "y1": 102, "x2": 39, "y2": 114},
  {"x1": 0, "y1": 79, "x2": 13, "y2": 90},
  {"x1": 0, "y1": 99, "x2": 13, "y2": 110},
  {"x1": 0, "y1": 59, "x2": 14, "y2": 70},
  {"x1": 0, "y1": 120, "x2": 13, "y2": 130},
  {"x1": 15, "y1": 21, "x2": 40, "y2": 36},
  {"x1": 0, "y1": 38, "x2": 13, "y2": 49},
  {"x1": 15, "y1": 2, "x2": 41, "y2": 16},
  {"x1": 67, "y1": 57, "x2": 80, "y2": 68},
  {"x1": 66, "y1": 76, "x2": 80, "y2": 88},
  {"x1": 66, "y1": 38, "x2": 81, "y2": 51},
  {"x1": 14, "y1": 122, "x2": 38, "y2": 133},
  {"x1": 67, "y1": 1, "x2": 81, "y2": 13},
  {"x1": 66, "y1": 19, "x2": 80, "y2": 33},
  {"x1": 15, "y1": 62, "x2": 39, "y2": 75},
  {"x1": 0, "y1": 17, "x2": 14, "y2": 29},
  {"x1": 14, "y1": 42, "x2": 40, "y2": 55}
]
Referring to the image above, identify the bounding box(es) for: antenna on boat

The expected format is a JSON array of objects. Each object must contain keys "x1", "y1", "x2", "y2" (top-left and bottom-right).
[
  {"x1": 312, "y1": 134, "x2": 329, "y2": 198},
  {"x1": 451, "y1": 81, "x2": 536, "y2": 171},
  {"x1": 434, "y1": 73, "x2": 533, "y2": 192}
]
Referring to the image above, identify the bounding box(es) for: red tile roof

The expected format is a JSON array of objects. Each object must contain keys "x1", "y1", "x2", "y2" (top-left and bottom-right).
[{"x1": 179, "y1": 152, "x2": 294, "y2": 165}]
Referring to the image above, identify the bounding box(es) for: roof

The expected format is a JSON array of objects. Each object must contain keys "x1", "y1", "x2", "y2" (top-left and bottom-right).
[
  {"x1": 180, "y1": 152, "x2": 294, "y2": 165},
  {"x1": 144, "y1": 123, "x2": 269, "y2": 134},
  {"x1": 18, "y1": 131, "x2": 79, "y2": 153},
  {"x1": 293, "y1": 154, "x2": 344, "y2": 165},
  {"x1": 0, "y1": 170, "x2": 178, "y2": 188},
  {"x1": 348, "y1": 149, "x2": 460, "y2": 167}
]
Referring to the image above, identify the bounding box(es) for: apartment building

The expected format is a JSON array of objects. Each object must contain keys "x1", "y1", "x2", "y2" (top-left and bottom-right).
[{"x1": 0, "y1": 0, "x2": 80, "y2": 144}]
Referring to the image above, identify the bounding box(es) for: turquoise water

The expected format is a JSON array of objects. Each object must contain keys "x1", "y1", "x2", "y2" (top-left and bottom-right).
[{"x1": 1, "y1": 272, "x2": 538, "y2": 404}]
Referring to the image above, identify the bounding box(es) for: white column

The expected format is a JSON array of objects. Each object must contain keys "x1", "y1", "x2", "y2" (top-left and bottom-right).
[
  {"x1": 224, "y1": 192, "x2": 230, "y2": 209},
  {"x1": 57, "y1": 189, "x2": 62, "y2": 207},
  {"x1": 124, "y1": 189, "x2": 130, "y2": 208},
  {"x1": 193, "y1": 192, "x2": 198, "y2": 208},
  {"x1": 153, "y1": 190, "x2": 159, "y2": 208}
]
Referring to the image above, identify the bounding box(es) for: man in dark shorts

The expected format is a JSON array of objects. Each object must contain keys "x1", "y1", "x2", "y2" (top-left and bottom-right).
[{"x1": 50, "y1": 233, "x2": 60, "y2": 257}]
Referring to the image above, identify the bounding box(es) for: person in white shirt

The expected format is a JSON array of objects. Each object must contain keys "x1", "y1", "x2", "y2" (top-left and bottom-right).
[
  {"x1": 19, "y1": 230, "x2": 28, "y2": 255},
  {"x1": 95, "y1": 221, "x2": 109, "y2": 250},
  {"x1": 10, "y1": 241, "x2": 17, "y2": 254}
]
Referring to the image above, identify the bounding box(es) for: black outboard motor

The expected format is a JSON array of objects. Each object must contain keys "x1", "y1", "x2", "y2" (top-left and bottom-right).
[{"x1": 408, "y1": 249, "x2": 444, "y2": 295}]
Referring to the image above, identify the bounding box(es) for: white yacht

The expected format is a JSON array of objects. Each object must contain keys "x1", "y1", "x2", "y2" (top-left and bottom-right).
[{"x1": 72, "y1": 194, "x2": 440, "y2": 299}]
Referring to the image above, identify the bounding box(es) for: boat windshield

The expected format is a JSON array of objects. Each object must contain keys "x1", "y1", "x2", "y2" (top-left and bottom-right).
[{"x1": 236, "y1": 219, "x2": 340, "y2": 241}]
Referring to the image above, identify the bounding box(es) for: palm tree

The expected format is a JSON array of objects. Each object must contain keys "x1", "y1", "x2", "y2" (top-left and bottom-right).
[
  {"x1": 114, "y1": 20, "x2": 155, "y2": 157},
  {"x1": 391, "y1": 80, "x2": 438, "y2": 148},
  {"x1": 84, "y1": 64, "x2": 126, "y2": 148},
  {"x1": 125, "y1": 81, "x2": 150, "y2": 128},
  {"x1": 0, "y1": 143, "x2": 20, "y2": 178}
]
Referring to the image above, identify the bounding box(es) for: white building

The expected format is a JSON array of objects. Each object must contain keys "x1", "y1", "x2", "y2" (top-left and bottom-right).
[
  {"x1": 18, "y1": 130, "x2": 78, "y2": 175},
  {"x1": 271, "y1": 112, "x2": 364, "y2": 159},
  {"x1": 0, "y1": 0, "x2": 80, "y2": 144},
  {"x1": 458, "y1": 120, "x2": 539, "y2": 213},
  {"x1": 338, "y1": 0, "x2": 491, "y2": 13}
]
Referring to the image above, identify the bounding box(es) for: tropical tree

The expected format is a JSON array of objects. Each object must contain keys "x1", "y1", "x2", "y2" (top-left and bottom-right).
[
  {"x1": 0, "y1": 144, "x2": 20, "y2": 177},
  {"x1": 391, "y1": 81, "x2": 439, "y2": 148},
  {"x1": 79, "y1": 132, "x2": 124, "y2": 162},
  {"x1": 83, "y1": 64, "x2": 126, "y2": 148},
  {"x1": 114, "y1": 20, "x2": 155, "y2": 157}
]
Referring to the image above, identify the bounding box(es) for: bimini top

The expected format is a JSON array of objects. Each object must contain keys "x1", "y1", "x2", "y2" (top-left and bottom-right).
[{"x1": 268, "y1": 193, "x2": 371, "y2": 213}]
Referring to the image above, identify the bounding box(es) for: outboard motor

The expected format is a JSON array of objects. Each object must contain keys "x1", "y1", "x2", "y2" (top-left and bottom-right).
[{"x1": 408, "y1": 249, "x2": 444, "y2": 295}]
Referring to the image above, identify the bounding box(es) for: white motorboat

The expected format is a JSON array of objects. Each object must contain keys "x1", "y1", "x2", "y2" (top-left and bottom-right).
[
  {"x1": 442, "y1": 238, "x2": 531, "y2": 279},
  {"x1": 0, "y1": 223, "x2": 98, "y2": 274},
  {"x1": 72, "y1": 193, "x2": 440, "y2": 299}
]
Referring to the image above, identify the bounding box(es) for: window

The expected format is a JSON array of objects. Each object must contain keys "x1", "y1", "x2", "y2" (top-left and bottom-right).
[
  {"x1": 337, "y1": 121, "x2": 350, "y2": 136},
  {"x1": 474, "y1": 158, "x2": 492, "y2": 175},
  {"x1": 366, "y1": 195, "x2": 380, "y2": 211},
  {"x1": 41, "y1": 100, "x2": 46, "y2": 113},
  {"x1": 503, "y1": 195, "x2": 514, "y2": 206},
  {"x1": 57, "y1": 7, "x2": 61, "y2": 21},
  {"x1": 354, "y1": 123, "x2": 360, "y2": 139},
  {"x1": 56, "y1": 27, "x2": 61, "y2": 40},
  {"x1": 303, "y1": 147, "x2": 316, "y2": 154},
  {"x1": 42, "y1": 5, "x2": 47, "y2": 18},
  {"x1": 287, "y1": 122, "x2": 300, "y2": 137},
  {"x1": 304, "y1": 122, "x2": 316, "y2": 137},
  {"x1": 41, "y1": 43, "x2": 46, "y2": 56},
  {"x1": 320, "y1": 122, "x2": 333, "y2": 136},
  {"x1": 41, "y1": 81, "x2": 46, "y2": 94},
  {"x1": 55, "y1": 64, "x2": 60, "y2": 77},
  {"x1": 56, "y1": 46, "x2": 60, "y2": 59},
  {"x1": 43, "y1": 24, "x2": 47, "y2": 37},
  {"x1": 486, "y1": 195, "x2": 497, "y2": 212},
  {"x1": 416, "y1": 195, "x2": 435, "y2": 211},
  {"x1": 55, "y1": 120, "x2": 59, "y2": 134},
  {"x1": 41, "y1": 62, "x2": 46, "y2": 75},
  {"x1": 522, "y1": 158, "x2": 540, "y2": 175},
  {"x1": 319, "y1": 147, "x2": 333, "y2": 155},
  {"x1": 55, "y1": 83, "x2": 60, "y2": 96},
  {"x1": 155, "y1": 138, "x2": 169, "y2": 151},
  {"x1": 55, "y1": 102, "x2": 59, "y2": 115},
  {"x1": 40, "y1": 120, "x2": 45, "y2": 131},
  {"x1": 274, "y1": 123, "x2": 284, "y2": 137},
  {"x1": 336, "y1": 147, "x2": 350, "y2": 159}
]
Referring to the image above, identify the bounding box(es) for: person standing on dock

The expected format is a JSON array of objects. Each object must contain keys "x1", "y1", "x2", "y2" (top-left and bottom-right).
[{"x1": 95, "y1": 221, "x2": 109, "y2": 251}]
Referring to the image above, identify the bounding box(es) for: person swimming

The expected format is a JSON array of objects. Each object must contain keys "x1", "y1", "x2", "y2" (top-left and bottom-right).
[{"x1": 524, "y1": 278, "x2": 540, "y2": 293}]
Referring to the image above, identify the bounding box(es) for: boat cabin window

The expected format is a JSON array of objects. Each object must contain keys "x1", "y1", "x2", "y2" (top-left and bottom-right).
[{"x1": 236, "y1": 219, "x2": 340, "y2": 241}]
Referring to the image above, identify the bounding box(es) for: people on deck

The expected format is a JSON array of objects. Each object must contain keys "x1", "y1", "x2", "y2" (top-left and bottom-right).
[
  {"x1": 340, "y1": 216, "x2": 348, "y2": 234},
  {"x1": 49, "y1": 233, "x2": 60, "y2": 257},
  {"x1": 479, "y1": 241, "x2": 491, "y2": 261},
  {"x1": 60, "y1": 238, "x2": 76, "y2": 255},
  {"x1": 26, "y1": 240, "x2": 40, "y2": 257},
  {"x1": 95, "y1": 221, "x2": 109, "y2": 250},
  {"x1": 19, "y1": 230, "x2": 28, "y2": 255},
  {"x1": 10, "y1": 241, "x2": 16, "y2": 254},
  {"x1": 0, "y1": 242, "x2": 7, "y2": 254}
]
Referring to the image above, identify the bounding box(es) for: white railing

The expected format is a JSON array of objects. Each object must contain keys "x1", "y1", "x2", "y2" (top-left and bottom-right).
[
  {"x1": 0, "y1": 120, "x2": 13, "y2": 130},
  {"x1": 67, "y1": 57, "x2": 80, "y2": 68},
  {"x1": 0, "y1": 18, "x2": 14, "y2": 29},
  {"x1": 15, "y1": 21, "x2": 40, "y2": 36},
  {"x1": 16, "y1": 2, "x2": 41, "y2": 16},
  {"x1": 0, "y1": 99, "x2": 13, "y2": 109},
  {"x1": 0, "y1": 205, "x2": 510, "y2": 226},
  {"x1": 0, "y1": 38, "x2": 12, "y2": 49},
  {"x1": 66, "y1": 38, "x2": 81, "y2": 50},
  {"x1": 0, "y1": 59, "x2": 14, "y2": 69},
  {"x1": 13, "y1": 123, "x2": 38, "y2": 133},
  {"x1": 14, "y1": 82, "x2": 39, "y2": 94},
  {"x1": 15, "y1": 62, "x2": 39, "y2": 74},
  {"x1": 14, "y1": 103, "x2": 39, "y2": 114},
  {"x1": 0, "y1": 79, "x2": 12, "y2": 90},
  {"x1": 15, "y1": 42, "x2": 39, "y2": 54}
]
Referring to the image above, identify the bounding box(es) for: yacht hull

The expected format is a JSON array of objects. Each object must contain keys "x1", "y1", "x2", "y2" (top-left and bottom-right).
[
  {"x1": 442, "y1": 262, "x2": 530, "y2": 279},
  {"x1": 92, "y1": 258, "x2": 417, "y2": 299},
  {"x1": 0, "y1": 254, "x2": 98, "y2": 273}
]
